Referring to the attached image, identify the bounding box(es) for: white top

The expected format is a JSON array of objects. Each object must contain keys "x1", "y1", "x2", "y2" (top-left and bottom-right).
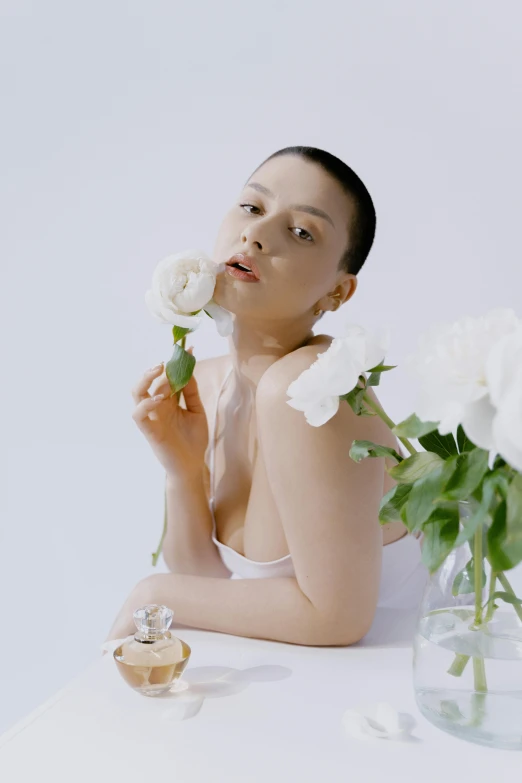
[{"x1": 206, "y1": 365, "x2": 428, "y2": 610}]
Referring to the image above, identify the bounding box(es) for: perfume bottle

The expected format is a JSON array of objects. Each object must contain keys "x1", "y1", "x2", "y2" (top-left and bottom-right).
[{"x1": 113, "y1": 604, "x2": 191, "y2": 696}]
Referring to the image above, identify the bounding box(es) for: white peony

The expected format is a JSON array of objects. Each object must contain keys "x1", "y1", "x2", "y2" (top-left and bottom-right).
[
  {"x1": 286, "y1": 323, "x2": 391, "y2": 427},
  {"x1": 405, "y1": 307, "x2": 522, "y2": 471},
  {"x1": 145, "y1": 249, "x2": 234, "y2": 337}
]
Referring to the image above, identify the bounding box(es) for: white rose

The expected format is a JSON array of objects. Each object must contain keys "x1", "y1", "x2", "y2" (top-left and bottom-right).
[
  {"x1": 405, "y1": 307, "x2": 522, "y2": 471},
  {"x1": 286, "y1": 323, "x2": 391, "y2": 427},
  {"x1": 145, "y1": 249, "x2": 233, "y2": 336}
]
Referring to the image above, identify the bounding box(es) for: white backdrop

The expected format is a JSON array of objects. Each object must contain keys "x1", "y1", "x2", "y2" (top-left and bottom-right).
[{"x1": 1, "y1": 0, "x2": 521, "y2": 734}]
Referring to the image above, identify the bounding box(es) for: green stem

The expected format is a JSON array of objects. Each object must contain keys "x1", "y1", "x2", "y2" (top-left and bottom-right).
[
  {"x1": 473, "y1": 529, "x2": 484, "y2": 628},
  {"x1": 175, "y1": 335, "x2": 188, "y2": 403},
  {"x1": 151, "y1": 476, "x2": 168, "y2": 567},
  {"x1": 472, "y1": 657, "x2": 488, "y2": 693},
  {"x1": 484, "y1": 571, "x2": 497, "y2": 622},
  {"x1": 362, "y1": 392, "x2": 417, "y2": 456},
  {"x1": 497, "y1": 572, "x2": 522, "y2": 623},
  {"x1": 447, "y1": 653, "x2": 470, "y2": 677},
  {"x1": 470, "y1": 528, "x2": 488, "y2": 693}
]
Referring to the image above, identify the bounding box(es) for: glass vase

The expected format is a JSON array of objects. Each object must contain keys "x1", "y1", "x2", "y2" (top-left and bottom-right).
[{"x1": 413, "y1": 501, "x2": 522, "y2": 750}]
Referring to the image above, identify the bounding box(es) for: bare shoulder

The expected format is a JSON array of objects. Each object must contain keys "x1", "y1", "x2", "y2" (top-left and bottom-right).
[
  {"x1": 255, "y1": 330, "x2": 387, "y2": 451},
  {"x1": 256, "y1": 334, "x2": 334, "y2": 397}
]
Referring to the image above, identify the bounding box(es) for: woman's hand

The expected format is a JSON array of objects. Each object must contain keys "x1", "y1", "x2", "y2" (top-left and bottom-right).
[{"x1": 131, "y1": 350, "x2": 209, "y2": 479}]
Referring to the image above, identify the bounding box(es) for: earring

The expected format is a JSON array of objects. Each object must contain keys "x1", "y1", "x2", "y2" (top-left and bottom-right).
[{"x1": 313, "y1": 307, "x2": 322, "y2": 316}]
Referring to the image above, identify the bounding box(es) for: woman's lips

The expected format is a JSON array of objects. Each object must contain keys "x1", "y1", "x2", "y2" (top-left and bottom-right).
[
  {"x1": 225, "y1": 265, "x2": 260, "y2": 282},
  {"x1": 225, "y1": 253, "x2": 261, "y2": 281}
]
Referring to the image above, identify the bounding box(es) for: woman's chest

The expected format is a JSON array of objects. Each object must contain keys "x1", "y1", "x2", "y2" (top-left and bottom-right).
[
  {"x1": 203, "y1": 369, "x2": 408, "y2": 560},
  {"x1": 208, "y1": 402, "x2": 291, "y2": 561}
]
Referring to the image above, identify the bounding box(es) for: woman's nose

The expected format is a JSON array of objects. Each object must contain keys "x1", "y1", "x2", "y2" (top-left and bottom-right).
[{"x1": 240, "y1": 222, "x2": 270, "y2": 254}]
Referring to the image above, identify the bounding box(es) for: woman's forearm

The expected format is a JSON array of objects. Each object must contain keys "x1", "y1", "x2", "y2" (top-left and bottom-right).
[
  {"x1": 162, "y1": 471, "x2": 231, "y2": 578},
  {"x1": 105, "y1": 571, "x2": 356, "y2": 646}
]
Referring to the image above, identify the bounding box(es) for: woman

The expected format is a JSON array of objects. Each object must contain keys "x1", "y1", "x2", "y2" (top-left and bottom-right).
[{"x1": 105, "y1": 146, "x2": 427, "y2": 647}]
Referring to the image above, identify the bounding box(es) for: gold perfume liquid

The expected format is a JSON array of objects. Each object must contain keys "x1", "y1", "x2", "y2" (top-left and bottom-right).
[{"x1": 113, "y1": 605, "x2": 191, "y2": 697}]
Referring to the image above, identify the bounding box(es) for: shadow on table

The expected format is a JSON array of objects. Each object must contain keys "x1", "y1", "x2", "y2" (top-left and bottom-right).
[{"x1": 155, "y1": 664, "x2": 292, "y2": 721}]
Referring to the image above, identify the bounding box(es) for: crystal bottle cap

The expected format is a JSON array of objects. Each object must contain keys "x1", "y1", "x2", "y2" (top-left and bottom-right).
[{"x1": 133, "y1": 604, "x2": 174, "y2": 635}]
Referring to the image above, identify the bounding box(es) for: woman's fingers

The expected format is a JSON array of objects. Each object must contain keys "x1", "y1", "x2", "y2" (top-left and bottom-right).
[
  {"x1": 131, "y1": 363, "x2": 164, "y2": 404},
  {"x1": 132, "y1": 394, "x2": 167, "y2": 432},
  {"x1": 182, "y1": 371, "x2": 205, "y2": 415},
  {"x1": 149, "y1": 373, "x2": 171, "y2": 399}
]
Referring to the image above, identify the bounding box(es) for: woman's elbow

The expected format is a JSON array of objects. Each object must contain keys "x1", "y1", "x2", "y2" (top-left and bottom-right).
[{"x1": 304, "y1": 606, "x2": 376, "y2": 647}]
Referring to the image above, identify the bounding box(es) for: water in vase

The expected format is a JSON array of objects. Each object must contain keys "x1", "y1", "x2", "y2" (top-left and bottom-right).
[{"x1": 413, "y1": 607, "x2": 522, "y2": 750}]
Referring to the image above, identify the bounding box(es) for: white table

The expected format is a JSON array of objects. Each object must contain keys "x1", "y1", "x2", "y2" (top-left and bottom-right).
[{"x1": 0, "y1": 608, "x2": 516, "y2": 782}]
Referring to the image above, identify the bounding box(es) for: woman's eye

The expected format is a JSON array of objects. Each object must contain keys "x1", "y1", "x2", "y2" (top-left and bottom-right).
[
  {"x1": 240, "y1": 203, "x2": 261, "y2": 215},
  {"x1": 239, "y1": 204, "x2": 313, "y2": 242},
  {"x1": 291, "y1": 227, "x2": 314, "y2": 242}
]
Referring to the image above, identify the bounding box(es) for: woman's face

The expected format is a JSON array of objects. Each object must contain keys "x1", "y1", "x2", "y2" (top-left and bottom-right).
[{"x1": 212, "y1": 154, "x2": 357, "y2": 322}]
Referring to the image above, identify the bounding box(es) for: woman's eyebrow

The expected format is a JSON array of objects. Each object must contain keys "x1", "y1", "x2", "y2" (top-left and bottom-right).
[{"x1": 245, "y1": 182, "x2": 336, "y2": 229}]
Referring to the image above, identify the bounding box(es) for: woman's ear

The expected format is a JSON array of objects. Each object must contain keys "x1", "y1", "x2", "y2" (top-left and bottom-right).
[
  {"x1": 337, "y1": 274, "x2": 357, "y2": 306},
  {"x1": 323, "y1": 275, "x2": 357, "y2": 312}
]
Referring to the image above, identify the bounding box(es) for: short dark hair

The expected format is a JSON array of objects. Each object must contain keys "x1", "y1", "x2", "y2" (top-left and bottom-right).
[{"x1": 260, "y1": 146, "x2": 376, "y2": 276}]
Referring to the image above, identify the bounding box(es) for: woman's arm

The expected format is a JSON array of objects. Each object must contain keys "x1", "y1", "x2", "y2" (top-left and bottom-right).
[
  {"x1": 149, "y1": 357, "x2": 231, "y2": 578},
  {"x1": 105, "y1": 570, "x2": 339, "y2": 646},
  {"x1": 161, "y1": 472, "x2": 232, "y2": 578},
  {"x1": 106, "y1": 347, "x2": 384, "y2": 647},
  {"x1": 253, "y1": 347, "x2": 384, "y2": 634}
]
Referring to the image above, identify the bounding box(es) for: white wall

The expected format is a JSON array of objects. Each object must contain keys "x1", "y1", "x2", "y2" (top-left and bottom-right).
[{"x1": 1, "y1": 0, "x2": 521, "y2": 733}]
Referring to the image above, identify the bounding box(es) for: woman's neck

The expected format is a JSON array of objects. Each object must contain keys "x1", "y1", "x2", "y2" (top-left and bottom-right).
[{"x1": 226, "y1": 315, "x2": 316, "y2": 397}]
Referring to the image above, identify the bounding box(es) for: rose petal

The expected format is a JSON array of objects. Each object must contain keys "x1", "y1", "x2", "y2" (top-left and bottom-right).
[
  {"x1": 492, "y1": 377, "x2": 522, "y2": 471},
  {"x1": 287, "y1": 396, "x2": 338, "y2": 426},
  {"x1": 460, "y1": 395, "x2": 496, "y2": 451},
  {"x1": 342, "y1": 702, "x2": 416, "y2": 741}
]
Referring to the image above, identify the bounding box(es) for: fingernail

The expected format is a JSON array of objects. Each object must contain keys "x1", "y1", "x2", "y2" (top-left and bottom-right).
[
  {"x1": 149, "y1": 363, "x2": 163, "y2": 372},
  {"x1": 153, "y1": 394, "x2": 164, "y2": 401}
]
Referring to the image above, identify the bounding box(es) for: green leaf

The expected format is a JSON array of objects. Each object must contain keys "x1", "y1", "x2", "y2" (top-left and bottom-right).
[
  {"x1": 439, "y1": 448, "x2": 490, "y2": 502},
  {"x1": 165, "y1": 343, "x2": 196, "y2": 394},
  {"x1": 482, "y1": 591, "x2": 522, "y2": 610},
  {"x1": 340, "y1": 385, "x2": 366, "y2": 415},
  {"x1": 506, "y1": 474, "x2": 522, "y2": 547},
  {"x1": 387, "y1": 451, "x2": 444, "y2": 483},
  {"x1": 403, "y1": 457, "x2": 458, "y2": 531},
  {"x1": 456, "y1": 424, "x2": 475, "y2": 454},
  {"x1": 487, "y1": 500, "x2": 522, "y2": 572},
  {"x1": 452, "y1": 558, "x2": 486, "y2": 596},
  {"x1": 421, "y1": 505, "x2": 460, "y2": 573},
  {"x1": 366, "y1": 372, "x2": 381, "y2": 386},
  {"x1": 366, "y1": 363, "x2": 397, "y2": 373},
  {"x1": 418, "y1": 430, "x2": 459, "y2": 460},
  {"x1": 378, "y1": 483, "x2": 413, "y2": 526},
  {"x1": 172, "y1": 325, "x2": 192, "y2": 344},
  {"x1": 366, "y1": 365, "x2": 397, "y2": 387},
  {"x1": 392, "y1": 413, "x2": 440, "y2": 439},
  {"x1": 349, "y1": 440, "x2": 403, "y2": 464}
]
